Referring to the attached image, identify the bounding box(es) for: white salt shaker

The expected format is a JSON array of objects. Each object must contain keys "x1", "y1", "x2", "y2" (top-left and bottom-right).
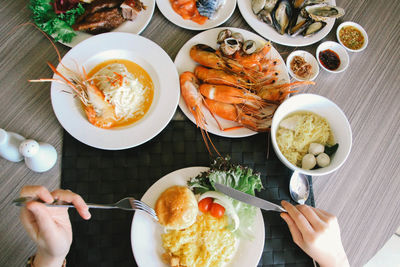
[
  {"x1": 0, "y1": 128, "x2": 25, "y2": 162},
  {"x1": 19, "y1": 139, "x2": 57, "y2": 172}
]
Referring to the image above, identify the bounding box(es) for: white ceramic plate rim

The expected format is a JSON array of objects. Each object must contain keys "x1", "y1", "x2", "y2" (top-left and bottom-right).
[
  {"x1": 156, "y1": 0, "x2": 236, "y2": 30},
  {"x1": 336, "y1": 21, "x2": 369, "y2": 52},
  {"x1": 131, "y1": 166, "x2": 265, "y2": 267},
  {"x1": 270, "y1": 94, "x2": 352, "y2": 176},
  {"x1": 237, "y1": 0, "x2": 337, "y2": 47},
  {"x1": 175, "y1": 27, "x2": 289, "y2": 138},
  {"x1": 60, "y1": 0, "x2": 155, "y2": 47},
  {"x1": 286, "y1": 50, "x2": 319, "y2": 81},
  {"x1": 51, "y1": 32, "x2": 180, "y2": 150}
]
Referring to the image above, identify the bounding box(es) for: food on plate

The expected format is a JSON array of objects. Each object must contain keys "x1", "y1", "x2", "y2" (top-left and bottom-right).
[
  {"x1": 319, "y1": 49, "x2": 340, "y2": 70},
  {"x1": 159, "y1": 159, "x2": 263, "y2": 267},
  {"x1": 30, "y1": 0, "x2": 146, "y2": 43},
  {"x1": 251, "y1": 0, "x2": 345, "y2": 37},
  {"x1": 30, "y1": 57, "x2": 153, "y2": 129},
  {"x1": 290, "y1": 55, "x2": 312, "y2": 79},
  {"x1": 180, "y1": 29, "x2": 314, "y2": 143},
  {"x1": 276, "y1": 112, "x2": 339, "y2": 168},
  {"x1": 162, "y1": 213, "x2": 235, "y2": 267},
  {"x1": 339, "y1": 25, "x2": 365, "y2": 50},
  {"x1": 169, "y1": 0, "x2": 225, "y2": 25},
  {"x1": 73, "y1": 0, "x2": 146, "y2": 33},
  {"x1": 188, "y1": 157, "x2": 263, "y2": 238},
  {"x1": 155, "y1": 186, "x2": 198, "y2": 230}
]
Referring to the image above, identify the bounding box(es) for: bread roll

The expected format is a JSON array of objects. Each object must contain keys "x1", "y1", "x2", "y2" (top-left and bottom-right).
[{"x1": 155, "y1": 186, "x2": 198, "y2": 230}]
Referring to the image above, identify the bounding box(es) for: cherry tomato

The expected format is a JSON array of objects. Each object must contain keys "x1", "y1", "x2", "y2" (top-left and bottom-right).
[
  {"x1": 210, "y1": 203, "x2": 225, "y2": 218},
  {"x1": 198, "y1": 197, "x2": 213, "y2": 213}
]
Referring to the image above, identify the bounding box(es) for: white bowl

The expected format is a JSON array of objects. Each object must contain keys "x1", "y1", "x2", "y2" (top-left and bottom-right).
[
  {"x1": 316, "y1": 41, "x2": 349, "y2": 73},
  {"x1": 286, "y1": 50, "x2": 319, "y2": 81},
  {"x1": 271, "y1": 94, "x2": 352, "y2": 176},
  {"x1": 336, "y1": 21, "x2": 368, "y2": 52}
]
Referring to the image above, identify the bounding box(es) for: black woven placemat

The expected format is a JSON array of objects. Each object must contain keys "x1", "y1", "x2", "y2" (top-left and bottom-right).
[{"x1": 61, "y1": 120, "x2": 315, "y2": 267}]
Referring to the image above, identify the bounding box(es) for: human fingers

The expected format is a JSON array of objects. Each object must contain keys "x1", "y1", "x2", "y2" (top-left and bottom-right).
[
  {"x1": 20, "y1": 185, "x2": 54, "y2": 203},
  {"x1": 281, "y1": 212, "x2": 304, "y2": 246},
  {"x1": 20, "y1": 208, "x2": 38, "y2": 240},
  {"x1": 281, "y1": 200, "x2": 314, "y2": 234},
  {"x1": 51, "y1": 189, "x2": 91, "y2": 220},
  {"x1": 297, "y1": 205, "x2": 326, "y2": 231},
  {"x1": 312, "y1": 207, "x2": 330, "y2": 221},
  {"x1": 25, "y1": 201, "x2": 58, "y2": 238}
]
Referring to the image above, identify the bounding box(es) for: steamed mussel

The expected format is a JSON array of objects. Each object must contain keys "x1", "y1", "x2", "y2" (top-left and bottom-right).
[{"x1": 251, "y1": 0, "x2": 345, "y2": 37}]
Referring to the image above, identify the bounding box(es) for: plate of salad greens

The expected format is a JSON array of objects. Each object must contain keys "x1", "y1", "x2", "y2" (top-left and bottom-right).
[
  {"x1": 29, "y1": 0, "x2": 155, "y2": 47},
  {"x1": 131, "y1": 158, "x2": 265, "y2": 267}
]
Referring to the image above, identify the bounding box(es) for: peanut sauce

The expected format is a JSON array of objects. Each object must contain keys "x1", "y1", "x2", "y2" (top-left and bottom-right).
[
  {"x1": 319, "y1": 49, "x2": 340, "y2": 71},
  {"x1": 339, "y1": 26, "x2": 364, "y2": 50}
]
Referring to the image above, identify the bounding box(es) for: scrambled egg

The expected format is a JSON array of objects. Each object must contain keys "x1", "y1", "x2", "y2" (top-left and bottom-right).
[{"x1": 162, "y1": 213, "x2": 236, "y2": 267}]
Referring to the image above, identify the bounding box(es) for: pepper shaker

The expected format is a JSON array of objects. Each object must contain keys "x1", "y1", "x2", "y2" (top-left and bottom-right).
[{"x1": 19, "y1": 139, "x2": 57, "y2": 172}]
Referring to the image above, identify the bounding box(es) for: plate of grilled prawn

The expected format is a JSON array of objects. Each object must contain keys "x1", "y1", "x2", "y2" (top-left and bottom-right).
[{"x1": 175, "y1": 27, "x2": 314, "y2": 142}]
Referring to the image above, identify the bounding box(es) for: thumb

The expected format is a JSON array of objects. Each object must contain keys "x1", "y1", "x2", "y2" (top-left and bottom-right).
[{"x1": 27, "y1": 202, "x2": 58, "y2": 236}]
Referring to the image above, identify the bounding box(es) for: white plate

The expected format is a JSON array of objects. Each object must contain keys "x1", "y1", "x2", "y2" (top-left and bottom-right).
[
  {"x1": 131, "y1": 166, "x2": 265, "y2": 267},
  {"x1": 237, "y1": 0, "x2": 336, "y2": 47},
  {"x1": 175, "y1": 27, "x2": 289, "y2": 138},
  {"x1": 51, "y1": 32, "x2": 180, "y2": 150},
  {"x1": 286, "y1": 50, "x2": 319, "y2": 81},
  {"x1": 156, "y1": 0, "x2": 236, "y2": 30},
  {"x1": 61, "y1": 0, "x2": 155, "y2": 47}
]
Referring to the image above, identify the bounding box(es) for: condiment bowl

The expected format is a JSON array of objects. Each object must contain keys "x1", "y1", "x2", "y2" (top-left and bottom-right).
[
  {"x1": 337, "y1": 21, "x2": 368, "y2": 52},
  {"x1": 286, "y1": 50, "x2": 319, "y2": 81},
  {"x1": 316, "y1": 41, "x2": 349, "y2": 74},
  {"x1": 271, "y1": 94, "x2": 352, "y2": 176}
]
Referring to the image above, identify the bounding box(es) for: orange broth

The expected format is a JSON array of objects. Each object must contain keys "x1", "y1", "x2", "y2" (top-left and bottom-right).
[{"x1": 88, "y1": 59, "x2": 154, "y2": 128}]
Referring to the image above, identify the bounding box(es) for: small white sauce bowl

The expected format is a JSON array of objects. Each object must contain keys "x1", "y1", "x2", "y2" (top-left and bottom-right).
[
  {"x1": 316, "y1": 41, "x2": 349, "y2": 73},
  {"x1": 286, "y1": 50, "x2": 319, "y2": 81},
  {"x1": 337, "y1": 21, "x2": 368, "y2": 52},
  {"x1": 271, "y1": 94, "x2": 352, "y2": 176}
]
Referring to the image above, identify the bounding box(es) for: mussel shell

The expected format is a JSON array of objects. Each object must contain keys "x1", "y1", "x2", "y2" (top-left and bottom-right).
[
  {"x1": 305, "y1": 4, "x2": 345, "y2": 21},
  {"x1": 264, "y1": 0, "x2": 278, "y2": 12},
  {"x1": 232, "y1": 32, "x2": 244, "y2": 44},
  {"x1": 252, "y1": 0, "x2": 266, "y2": 15},
  {"x1": 302, "y1": 20, "x2": 327, "y2": 36},
  {"x1": 271, "y1": 0, "x2": 293, "y2": 35},
  {"x1": 257, "y1": 9, "x2": 273, "y2": 24},
  {"x1": 217, "y1": 29, "x2": 232, "y2": 43},
  {"x1": 293, "y1": 0, "x2": 305, "y2": 9},
  {"x1": 289, "y1": 18, "x2": 310, "y2": 36},
  {"x1": 242, "y1": 40, "x2": 257, "y2": 54},
  {"x1": 220, "y1": 38, "x2": 241, "y2": 55}
]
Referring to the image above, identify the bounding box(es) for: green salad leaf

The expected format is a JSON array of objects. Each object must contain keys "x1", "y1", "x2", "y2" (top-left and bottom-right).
[
  {"x1": 29, "y1": 0, "x2": 84, "y2": 43},
  {"x1": 188, "y1": 157, "x2": 264, "y2": 239}
]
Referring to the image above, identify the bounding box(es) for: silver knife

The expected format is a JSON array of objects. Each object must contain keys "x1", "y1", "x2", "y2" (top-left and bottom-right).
[{"x1": 214, "y1": 183, "x2": 286, "y2": 213}]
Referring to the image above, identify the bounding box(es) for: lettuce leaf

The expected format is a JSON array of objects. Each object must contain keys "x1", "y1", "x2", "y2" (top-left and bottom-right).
[
  {"x1": 188, "y1": 157, "x2": 264, "y2": 239},
  {"x1": 29, "y1": 0, "x2": 84, "y2": 43}
]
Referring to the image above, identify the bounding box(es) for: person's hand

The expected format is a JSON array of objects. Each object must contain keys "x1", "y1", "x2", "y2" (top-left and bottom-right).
[
  {"x1": 20, "y1": 186, "x2": 91, "y2": 267},
  {"x1": 280, "y1": 200, "x2": 349, "y2": 267}
]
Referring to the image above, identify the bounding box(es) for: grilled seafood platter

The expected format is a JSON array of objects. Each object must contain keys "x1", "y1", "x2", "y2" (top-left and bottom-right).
[
  {"x1": 175, "y1": 28, "x2": 314, "y2": 150},
  {"x1": 251, "y1": 0, "x2": 345, "y2": 37}
]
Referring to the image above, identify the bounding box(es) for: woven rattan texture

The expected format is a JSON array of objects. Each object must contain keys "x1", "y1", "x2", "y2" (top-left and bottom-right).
[{"x1": 61, "y1": 121, "x2": 315, "y2": 267}]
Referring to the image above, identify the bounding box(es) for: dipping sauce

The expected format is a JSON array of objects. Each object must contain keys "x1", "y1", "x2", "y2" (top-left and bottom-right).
[
  {"x1": 319, "y1": 49, "x2": 340, "y2": 70},
  {"x1": 290, "y1": 55, "x2": 312, "y2": 79},
  {"x1": 339, "y1": 26, "x2": 365, "y2": 50}
]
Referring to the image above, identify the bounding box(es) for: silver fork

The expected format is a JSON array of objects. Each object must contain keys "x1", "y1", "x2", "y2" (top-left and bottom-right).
[{"x1": 13, "y1": 196, "x2": 158, "y2": 221}]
